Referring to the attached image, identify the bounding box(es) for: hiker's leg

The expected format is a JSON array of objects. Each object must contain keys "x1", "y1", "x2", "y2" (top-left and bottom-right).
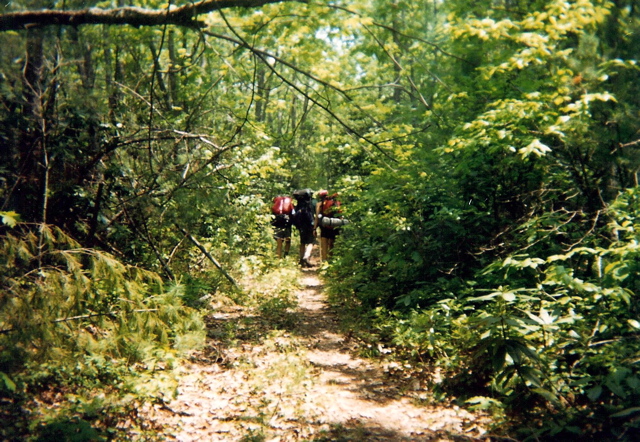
[
  {"x1": 284, "y1": 237, "x2": 291, "y2": 256},
  {"x1": 326, "y1": 238, "x2": 334, "y2": 258},
  {"x1": 276, "y1": 238, "x2": 283, "y2": 258},
  {"x1": 303, "y1": 243, "x2": 313, "y2": 261},
  {"x1": 320, "y1": 237, "x2": 328, "y2": 262}
]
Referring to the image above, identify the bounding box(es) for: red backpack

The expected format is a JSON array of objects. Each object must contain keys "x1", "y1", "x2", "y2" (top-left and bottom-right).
[
  {"x1": 320, "y1": 194, "x2": 341, "y2": 217},
  {"x1": 272, "y1": 196, "x2": 293, "y2": 215}
]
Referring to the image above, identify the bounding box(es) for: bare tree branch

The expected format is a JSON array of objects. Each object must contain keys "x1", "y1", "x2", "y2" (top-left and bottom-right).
[
  {"x1": 0, "y1": 0, "x2": 300, "y2": 31},
  {"x1": 312, "y1": 2, "x2": 470, "y2": 64},
  {"x1": 177, "y1": 225, "x2": 239, "y2": 288},
  {"x1": 620, "y1": 139, "x2": 640, "y2": 149},
  {"x1": 208, "y1": 14, "x2": 399, "y2": 163}
]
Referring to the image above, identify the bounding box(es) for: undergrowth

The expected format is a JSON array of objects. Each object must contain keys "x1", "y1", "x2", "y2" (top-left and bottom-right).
[
  {"x1": 0, "y1": 223, "x2": 206, "y2": 441},
  {"x1": 325, "y1": 188, "x2": 640, "y2": 441}
]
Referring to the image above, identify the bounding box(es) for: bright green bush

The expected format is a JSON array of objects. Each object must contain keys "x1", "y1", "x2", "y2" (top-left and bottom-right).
[
  {"x1": 331, "y1": 188, "x2": 640, "y2": 440},
  {"x1": 326, "y1": 0, "x2": 640, "y2": 437},
  {"x1": 0, "y1": 224, "x2": 205, "y2": 440}
]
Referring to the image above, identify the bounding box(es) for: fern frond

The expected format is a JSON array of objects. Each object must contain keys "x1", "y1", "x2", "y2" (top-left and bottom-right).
[{"x1": 1, "y1": 223, "x2": 204, "y2": 371}]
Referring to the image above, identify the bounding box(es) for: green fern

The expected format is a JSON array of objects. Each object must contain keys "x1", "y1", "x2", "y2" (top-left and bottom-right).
[
  {"x1": 0, "y1": 222, "x2": 204, "y2": 372},
  {"x1": 0, "y1": 223, "x2": 206, "y2": 439}
]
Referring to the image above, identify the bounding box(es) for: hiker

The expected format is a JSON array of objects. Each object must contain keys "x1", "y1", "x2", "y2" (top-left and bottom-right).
[
  {"x1": 292, "y1": 188, "x2": 315, "y2": 268},
  {"x1": 271, "y1": 194, "x2": 293, "y2": 259},
  {"x1": 314, "y1": 189, "x2": 343, "y2": 262}
]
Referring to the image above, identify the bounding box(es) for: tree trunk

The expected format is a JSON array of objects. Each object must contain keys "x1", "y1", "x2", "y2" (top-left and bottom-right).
[
  {"x1": 168, "y1": 29, "x2": 178, "y2": 110},
  {"x1": 15, "y1": 28, "x2": 45, "y2": 222},
  {"x1": 149, "y1": 40, "x2": 171, "y2": 111}
]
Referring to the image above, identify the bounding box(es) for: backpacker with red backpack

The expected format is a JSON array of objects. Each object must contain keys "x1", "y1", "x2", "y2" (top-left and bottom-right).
[
  {"x1": 271, "y1": 195, "x2": 293, "y2": 229},
  {"x1": 319, "y1": 193, "x2": 350, "y2": 228}
]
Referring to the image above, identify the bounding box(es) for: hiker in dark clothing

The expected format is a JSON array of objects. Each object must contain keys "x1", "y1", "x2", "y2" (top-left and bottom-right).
[{"x1": 292, "y1": 189, "x2": 315, "y2": 267}]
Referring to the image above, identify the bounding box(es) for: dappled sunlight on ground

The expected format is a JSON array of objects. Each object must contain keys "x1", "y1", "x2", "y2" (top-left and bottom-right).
[{"x1": 142, "y1": 264, "x2": 492, "y2": 441}]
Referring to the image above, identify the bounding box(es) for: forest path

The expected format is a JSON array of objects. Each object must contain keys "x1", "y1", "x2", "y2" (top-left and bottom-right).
[{"x1": 145, "y1": 266, "x2": 490, "y2": 441}]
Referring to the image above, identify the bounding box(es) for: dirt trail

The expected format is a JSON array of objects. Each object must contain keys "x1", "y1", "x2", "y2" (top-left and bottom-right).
[{"x1": 144, "y1": 267, "x2": 490, "y2": 441}]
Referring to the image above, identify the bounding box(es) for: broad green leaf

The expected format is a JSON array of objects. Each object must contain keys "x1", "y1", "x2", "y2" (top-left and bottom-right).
[
  {"x1": 0, "y1": 211, "x2": 19, "y2": 227},
  {"x1": 532, "y1": 388, "x2": 562, "y2": 406},
  {"x1": 611, "y1": 407, "x2": 640, "y2": 418},
  {"x1": 587, "y1": 385, "x2": 603, "y2": 401},
  {"x1": 520, "y1": 366, "x2": 543, "y2": 387},
  {"x1": 0, "y1": 373, "x2": 16, "y2": 392}
]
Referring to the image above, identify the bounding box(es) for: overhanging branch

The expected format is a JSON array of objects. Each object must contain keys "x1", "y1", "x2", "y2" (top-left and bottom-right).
[
  {"x1": 0, "y1": 0, "x2": 297, "y2": 31},
  {"x1": 209, "y1": 14, "x2": 399, "y2": 164}
]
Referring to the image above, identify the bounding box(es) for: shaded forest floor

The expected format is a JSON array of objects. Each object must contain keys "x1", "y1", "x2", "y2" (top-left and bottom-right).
[{"x1": 143, "y1": 261, "x2": 494, "y2": 441}]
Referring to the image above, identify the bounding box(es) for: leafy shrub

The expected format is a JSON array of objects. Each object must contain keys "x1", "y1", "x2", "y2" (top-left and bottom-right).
[
  {"x1": 0, "y1": 223, "x2": 205, "y2": 440},
  {"x1": 332, "y1": 188, "x2": 640, "y2": 440},
  {"x1": 36, "y1": 418, "x2": 103, "y2": 442}
]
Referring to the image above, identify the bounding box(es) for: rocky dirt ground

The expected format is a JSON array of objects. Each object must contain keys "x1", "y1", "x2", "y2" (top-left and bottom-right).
[{"x1": 143, "y1": 264, "x2": 494, "y2": 441}]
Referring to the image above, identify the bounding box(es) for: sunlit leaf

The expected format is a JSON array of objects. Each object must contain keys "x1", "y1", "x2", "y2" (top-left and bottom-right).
[
  {"x1": 0, "y1": 211, "x2": 20, "y2": 227},
  {"x1": 518, "y1": 139, "x2": 551, "y2": 158},
  {"x1": 628, "y1": 319, "x2": 640, "y2": 330}
]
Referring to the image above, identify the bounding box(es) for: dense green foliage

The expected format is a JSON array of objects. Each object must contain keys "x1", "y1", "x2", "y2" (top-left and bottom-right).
[
  {"x1": 327, "y1": 0, "x2": 640, "y2": 439},
  {"x1": 0, "y1": 223, "x2": 204, "y2": 439},
  {"x1": 0, "y1": 0, "x2": 639, "y2": 439}
]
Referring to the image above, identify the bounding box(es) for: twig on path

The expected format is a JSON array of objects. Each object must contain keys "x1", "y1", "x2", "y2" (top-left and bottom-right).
[{"x1": 159, "y1": 404, "x2": 192, "y2": 417}]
